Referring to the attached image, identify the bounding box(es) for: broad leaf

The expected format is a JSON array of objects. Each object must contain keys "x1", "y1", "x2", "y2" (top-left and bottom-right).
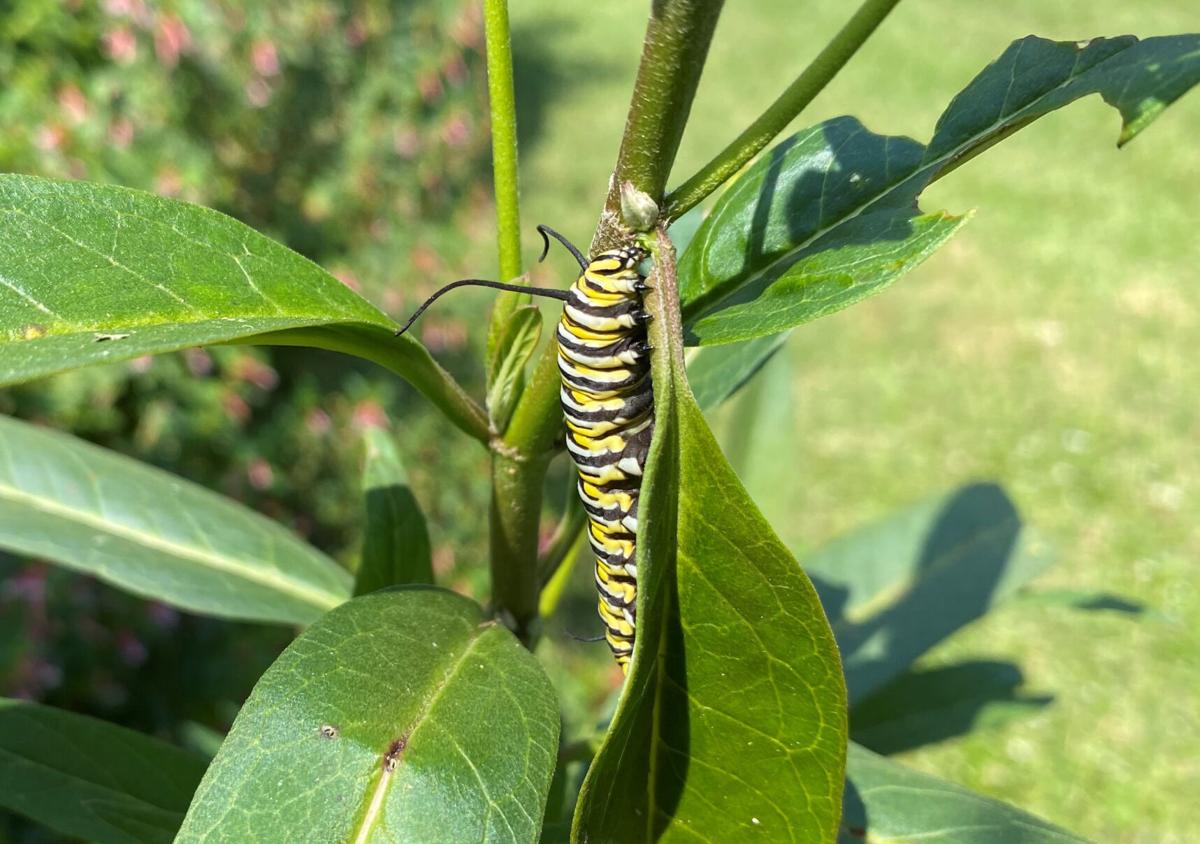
[
  {"x1": 0, "y1": 176, "x2": 485, "y2": 438},
  {"x1": 687, "y1": 332, "x2": 790, "y2": 412},
  {"x1": 712, "y1": 339, "x2": 796, "y2": 501},
  {"x1": 849, "y1": 661, "x2": 1052, "y2": 755},
  {"x1": 0, "y1": 414, "x2": 350, "y2": 624},
  {"x1": 0, "y1": 698, "x2": 207, "y2": 844},
  {"x1": 842, "y1": 743, "x2": 1088, "y2": 843},
  {"x1": 802, "y1": 483, "x2": 1052, "y2": 705},
  {"x1": 573, "y1": 235, "x2": 847, "y2": 843},
  {"x1": 487, "y1": 304, "x2": 543, "y2": 432},
  {"x1": 354, "y1": 427, "x2": 433, "y2": 594},
  {"x1": 178, "y1": 588, "x2": 559, "y2": 843},
  {"x1": 679, "y1": 34, "x2": 1200, "y2": 346}
]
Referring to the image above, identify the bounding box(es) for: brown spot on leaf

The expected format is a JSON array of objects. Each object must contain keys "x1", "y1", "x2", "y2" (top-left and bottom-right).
[
  {"x1": 318, "y1": 724, "x2": 340, "y2": 739},
  {"x1": 383, "y1": 736, "x2": 408, "y2": 772}
]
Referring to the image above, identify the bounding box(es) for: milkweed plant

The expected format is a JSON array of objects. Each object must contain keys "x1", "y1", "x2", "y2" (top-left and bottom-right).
[{"x1": 0, "y1": 1, "x2": 1196, "y2": 841}]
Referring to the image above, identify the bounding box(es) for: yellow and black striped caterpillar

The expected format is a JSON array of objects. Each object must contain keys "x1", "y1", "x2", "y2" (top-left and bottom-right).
[{"x1": 396, "y1": 226, "x2": 653, "y2": 672}]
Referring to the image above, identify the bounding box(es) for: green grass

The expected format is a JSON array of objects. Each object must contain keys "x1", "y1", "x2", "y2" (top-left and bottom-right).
[{"x1": 511, "y1": 2, "x2": 1199, "y2": 841}]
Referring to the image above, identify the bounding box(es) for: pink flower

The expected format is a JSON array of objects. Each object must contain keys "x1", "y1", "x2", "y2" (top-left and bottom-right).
[
  {"x1": 103, "y1": 25, "x2": 139, "y2": 64},
  {"x1": 251, "y1": 40, "x2": 280, "y2": 77},
  {"x1": 154, "y1": 14, "x2": 191, "y2": 68}
]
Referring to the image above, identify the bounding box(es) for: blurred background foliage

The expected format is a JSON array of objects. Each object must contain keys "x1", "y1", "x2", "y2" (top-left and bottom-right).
[
  {"x1": 0, "y1": 4, "x2": 500, "y2": 839},
  {"x1": 0, "y1": 1, "x2": 1196, "y2": 842}
]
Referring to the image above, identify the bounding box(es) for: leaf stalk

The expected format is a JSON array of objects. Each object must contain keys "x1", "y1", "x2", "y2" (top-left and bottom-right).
[{"x1": 664, "y1": 0, "x2": 903, "y2": 221}]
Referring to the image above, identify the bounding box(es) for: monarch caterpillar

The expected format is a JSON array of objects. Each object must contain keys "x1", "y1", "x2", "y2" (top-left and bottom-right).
[{"x1": 396, "y1": 226, "x2": 653, "y2": 672}]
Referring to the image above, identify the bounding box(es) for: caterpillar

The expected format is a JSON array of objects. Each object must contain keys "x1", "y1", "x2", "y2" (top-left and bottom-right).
[{"x1": 396, "y1": 226, "x2": 653, "y2": 672}]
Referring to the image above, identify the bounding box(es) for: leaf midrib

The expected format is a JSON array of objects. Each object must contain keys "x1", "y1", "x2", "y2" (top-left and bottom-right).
[
  {"x1": 347, "y1": 626, "x2": 492, "y2": 843},
  {"x1": 0, "y1": 481, "x2": 343, "y2": 613},
  {"x1": 686, "y1": 37, "x2": 1141, "y2": 321}
]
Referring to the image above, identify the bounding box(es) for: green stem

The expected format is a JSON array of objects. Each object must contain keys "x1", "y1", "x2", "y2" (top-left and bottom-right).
[
  {"x1": 487, "y1": 340, "x2": 562, "y2": 643},
  {"x1": 483, "y1": 0, "x2": 528, "y2": 374},
  {"x1": 491, "y1": 0, "x2": 726, "y2": 643},
  {"x1": 592, "y1": 0, "x2": 726, "y2": 251},
  {"x1": 483, "y1": 0, "x2": 523, "y2": 282},
  {"x1": 481, "y1": 0, "x2": 543, "y2": 641},
  {"x1": 663, "y1": 0, "x2": 903, "y2": 221},
  {"x1": 248, "y1": 324, "x2": 489, "y2": 443},
  {"x1": 489, "y1": 449, "x2": 550, "y2": 644}
]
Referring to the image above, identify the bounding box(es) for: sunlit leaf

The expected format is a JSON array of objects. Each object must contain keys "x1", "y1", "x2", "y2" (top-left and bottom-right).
[
  {"x1": 573, "y1": 235, "x2": 847, "y2": 843},
  {"x1": 178, "y1": 588, "x2": 559, "y2": 843},
  {"x1": 802, "y1": 483, "x2": 1053, "y2": 704},
  {"x1": 679, "y1": 34, "x2": 1200, "y2": 346},
  {"x1": 0, "y1": 176, "x2": 485, "y2": 438},
  {"x1": 849, "y1": 661, "x2": 1053, "y2": 755},
  {"x1": 0, "y1": 414, "x2": 350, "y2": 624},
  {"x1": 842, "y1": 743, "x2": 1088, "y2": 843}
]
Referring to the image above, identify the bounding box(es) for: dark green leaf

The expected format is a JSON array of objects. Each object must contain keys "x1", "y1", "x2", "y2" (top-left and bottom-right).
[
  {"x1": 849, "y1": 661, "x2": 1053, "y2": 755},
  {"x1": 680, "y1": 34, "x2": 1200, "y2": 346},
  {"x1": 574, "y1": 234, "x2": 847, "y2": 843},
  {"x1": 487, "y1": 304, "x2": 543, "y2": 432},
  {"x1": 842, "y1": 743, "x2": 1089, "y2": 843},
  {"x1": 178, "y1": 588, "x2": 559, "y2": 843},
  {"x1": 0, "y1": 176, "x2": 487, "y2": 440},
  {"x1": 0, "y1": 414, "x2": 350, "y2": 624},
  {"x1": 712, "y1": 340, "x2": 796, "y2": 492},
  {"x1": 687, "y1": 331, "x2": 790, "y2": 412},
  {"x1": 803, "y1": 483, "x2": 1053, "y2": 705},
  {"x1": 0, "y1": 698, "x2": 207, "y2": 844},
  {"x1": 354, "y1": 427, "x2": 433, "y2": 594},
  {"x1": 687, "y1": 205, "x2": 966, "y2": 345}
]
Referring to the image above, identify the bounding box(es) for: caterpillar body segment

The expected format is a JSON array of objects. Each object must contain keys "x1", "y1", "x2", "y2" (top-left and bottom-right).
[
  {"x1": 556, "y1": 244, "x2": 653, "y2": 673},
  {"x1": 393, "y1": 228, "x2": 653, "y2": 674}
]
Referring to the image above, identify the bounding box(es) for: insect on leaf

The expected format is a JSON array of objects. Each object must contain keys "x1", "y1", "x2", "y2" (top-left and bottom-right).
[{"x1": 573, "y1": 231, "x2": 847, "y2": 843}]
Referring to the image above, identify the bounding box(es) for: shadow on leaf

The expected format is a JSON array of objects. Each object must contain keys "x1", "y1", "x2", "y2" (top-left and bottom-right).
[
  {"x1": 803, "y1": 482, "x2": 1054, "y2": 705},
  {"x1": 850, "y1": 660, "x2": 1054, "y2": 755}
]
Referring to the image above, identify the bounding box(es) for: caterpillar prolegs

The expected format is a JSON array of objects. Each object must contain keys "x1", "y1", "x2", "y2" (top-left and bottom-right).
[{"x1": 395, "y1": 227, "x2": 652, "y2": 673}]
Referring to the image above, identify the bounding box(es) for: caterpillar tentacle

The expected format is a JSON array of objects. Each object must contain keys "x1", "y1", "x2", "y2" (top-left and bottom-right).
[{"x1": 394, "y1": 228, "x2": 653, "y2": 675}]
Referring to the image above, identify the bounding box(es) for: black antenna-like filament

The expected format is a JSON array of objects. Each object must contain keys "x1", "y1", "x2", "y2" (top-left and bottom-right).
[
  {"x1": 537, "y1": 224, "x2": 588, "y2": 269},
  {"x1": 394, "y1": 278, "x2": 568, "y2": 337}
]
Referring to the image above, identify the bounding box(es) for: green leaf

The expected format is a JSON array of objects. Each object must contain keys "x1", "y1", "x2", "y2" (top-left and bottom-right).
[
  {"x1": 0, "y1": 414, "x2": 350, "y2": 624},
  {"x1": 0, "y1": 176, "x2": 487, "y2": 441},
  {"x1": 0, "y1": 698, "x2": 207, "y2": 844},
  {"x1": 354, "y1": 427, "x2": 433, "y2": 594},
  {"x1": 711, "y1": 339, "x2": 796, "y2": 493},
  {"x1": 487, "y1": 304, "x2": 543, "y2": 432},
  {"x1": 687, "y1": 331, "x2": 790, "y2": 412},
  {"x1": 680, "y1": 34, "x2": 1200, "y2": 346},
  {"x1": 178, "y1": 588, "x2": 559, "y2": 843},
  {"x1": 677, "y1": 120, "x2": 967, "y2": 346},
  {"x1": 849, "y1": 661, "x2": 1052, "y2": 755},
  {"x1": 803, "y1": 483, "x2": 1053, "y2": 706},
  {"x1": 842, "y1": 743, "x2": 1089, "y2": 843},
  {"x1": 573, "y1": 234, "x2": 847, "y2": 843}
]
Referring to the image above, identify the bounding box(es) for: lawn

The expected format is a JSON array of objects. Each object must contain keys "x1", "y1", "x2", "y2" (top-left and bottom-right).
[{"x1": 511, "y1": 2, "x2": 1199, "y2": 841}]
